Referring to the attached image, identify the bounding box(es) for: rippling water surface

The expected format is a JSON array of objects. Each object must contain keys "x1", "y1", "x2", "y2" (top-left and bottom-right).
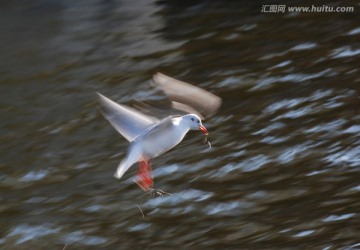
[{"x1": 1, "y1": 1, "x2": 360, "y2": 249}]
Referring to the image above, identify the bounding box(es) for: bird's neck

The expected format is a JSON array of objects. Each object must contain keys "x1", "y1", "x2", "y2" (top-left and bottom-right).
[
  {"x1": 172, "y1": 117, "x2": 190, "y2": 134},
  {"x1": 172, "y1": 116, "x2": 182, "y2": 126}
]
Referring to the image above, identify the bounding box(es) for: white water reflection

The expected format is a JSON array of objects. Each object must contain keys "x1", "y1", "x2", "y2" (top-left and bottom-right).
[
  {"x1": 322, "y1": 213, "x2": 355, "y2": 222},
  {"x1": 7, "y1": 224, "x2": 60, "y2": 244},
  {"x1": 330, "y1": 46, "x2": 360, "y2": 59}
]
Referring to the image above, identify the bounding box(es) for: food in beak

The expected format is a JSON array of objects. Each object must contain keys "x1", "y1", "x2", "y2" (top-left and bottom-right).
[
  {"x1": 203, "y1": 136, "x2": 211, "y2": 148},
  {"x1": 199, "y1": 125, "x2": 208, "y2": 135}
]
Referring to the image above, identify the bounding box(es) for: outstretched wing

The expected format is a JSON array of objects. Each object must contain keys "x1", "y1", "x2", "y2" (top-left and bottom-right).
[
  {"x1": 152, "y1": 73, "x2": 222, "y2": 118},
  {"x1": 97, "y1": 93, "x2": 157, "y2": 142}
]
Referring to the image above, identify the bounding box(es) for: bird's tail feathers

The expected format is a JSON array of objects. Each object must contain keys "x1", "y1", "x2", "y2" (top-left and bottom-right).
[{"x1": 114, "y1": 145, "x2": 141, "y2": 179}]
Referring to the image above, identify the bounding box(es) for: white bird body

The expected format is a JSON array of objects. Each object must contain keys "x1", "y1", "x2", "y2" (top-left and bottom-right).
[
  {"x1": 114, "y1": 116, "x2": 192, "y2": 179},
  {"x1": 135, "y1": 116, "x2": 189, "y2": 159}
]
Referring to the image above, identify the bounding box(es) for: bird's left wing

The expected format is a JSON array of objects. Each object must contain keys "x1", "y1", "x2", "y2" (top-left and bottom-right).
[{"x1": 98, "y1": 93, "x2": 158, "y2": 142}]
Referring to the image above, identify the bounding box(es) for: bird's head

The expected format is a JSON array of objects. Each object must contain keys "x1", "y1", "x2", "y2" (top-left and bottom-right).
[{"x1": 182, "y1": 114, "x2": 208, "y2": 135}]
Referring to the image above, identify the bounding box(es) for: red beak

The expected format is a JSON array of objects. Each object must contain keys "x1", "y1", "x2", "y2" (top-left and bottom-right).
[{"x1": 199, "y1": 125, "x2": 208, "y2": 136}]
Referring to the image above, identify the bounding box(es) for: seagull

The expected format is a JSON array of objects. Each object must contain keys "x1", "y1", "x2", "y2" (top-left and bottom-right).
[{"x1": 98, "y1": 73, "x2": 221, "y2": 196}]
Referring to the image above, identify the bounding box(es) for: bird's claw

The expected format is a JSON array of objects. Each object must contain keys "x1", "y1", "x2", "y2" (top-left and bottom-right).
[{"x1": 149, "y1": 188, "x2": 171, "y2": 198}]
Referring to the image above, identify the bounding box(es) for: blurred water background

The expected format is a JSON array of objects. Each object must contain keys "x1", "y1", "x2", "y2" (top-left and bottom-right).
[{"x1": 1, "y1": 0, "x2": 360, "y2": 249}]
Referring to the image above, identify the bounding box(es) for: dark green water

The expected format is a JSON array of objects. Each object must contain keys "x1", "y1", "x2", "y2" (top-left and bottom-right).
[{"x1": 1, "y1": 1, "x2": 360, "y2": 249}]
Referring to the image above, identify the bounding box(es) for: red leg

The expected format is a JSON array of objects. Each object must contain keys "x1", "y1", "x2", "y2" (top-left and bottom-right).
[{"x1": 134, "y1": 160, "x2": 153, "y2": 191}]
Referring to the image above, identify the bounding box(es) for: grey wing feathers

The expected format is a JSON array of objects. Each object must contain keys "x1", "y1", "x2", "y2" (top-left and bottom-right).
[
  {"x1": 97, "y1": 93, "x2": 157, "y2": 142},
  {"x1": 152, "y1": 73, "x2": 222, "y2": 118},
  {"x1": 133, "y1": 115, "x2": 179, "y2": 142}
]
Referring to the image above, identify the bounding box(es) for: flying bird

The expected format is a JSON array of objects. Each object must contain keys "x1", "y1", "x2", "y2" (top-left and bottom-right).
[{"x1": 98, "y1": 73, "x2": 221, "y2": 196}]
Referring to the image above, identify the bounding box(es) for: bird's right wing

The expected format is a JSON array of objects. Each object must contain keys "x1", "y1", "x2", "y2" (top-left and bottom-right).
[
  {"x1": 152, "y1": 73, "x2": 222, "y2": 118},
  {"x1": 97, "y1": 93, "x2": 158, "y2": 142}
]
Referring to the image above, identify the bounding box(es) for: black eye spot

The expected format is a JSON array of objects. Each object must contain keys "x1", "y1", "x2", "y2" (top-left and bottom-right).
[
  {"x1": 197, "y1": 120, "x2": 200, "y2": 124},
  {"x1": 191, "y1": 118, "x2": 194, "y2": 121}
]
